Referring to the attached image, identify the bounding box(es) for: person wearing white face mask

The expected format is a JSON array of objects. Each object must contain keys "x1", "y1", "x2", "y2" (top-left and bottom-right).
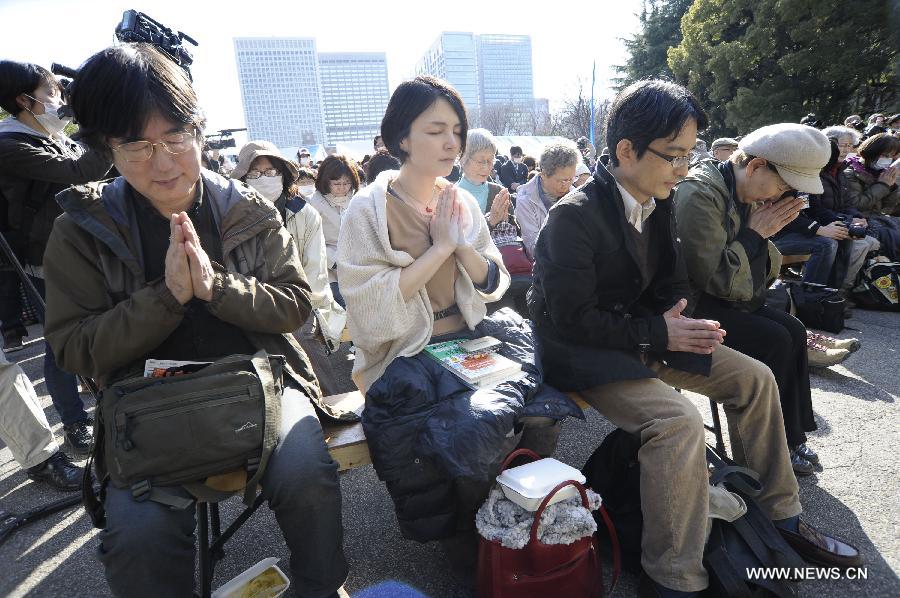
[
  {"x1": 842, "y1": 132, "x2": 900, "y2": 259},
  {"x1": 0, "y1": 60, "x2": 111, "y2": 453},
  {"x1": 306, "y1": 154, "x2": 360, "y2": 307},
  {"x1": 232, "y1": 141, "x2": 347, "y2": 364},
  {"x1": 297, "y1": 147, "x2": 312, "y2": 168},
  {"x1": 499, "y1": 145, "x2": 528, "y2": 191}
]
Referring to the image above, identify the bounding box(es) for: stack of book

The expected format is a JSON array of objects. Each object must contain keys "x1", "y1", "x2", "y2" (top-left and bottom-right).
[{"x1": 424, "y1": 336, "x2": 522, "y2": 389}]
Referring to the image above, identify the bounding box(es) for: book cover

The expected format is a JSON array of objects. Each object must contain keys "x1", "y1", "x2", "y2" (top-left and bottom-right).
[{"x1": 424, "y1": 339, "x2": 521, "y2": 388}]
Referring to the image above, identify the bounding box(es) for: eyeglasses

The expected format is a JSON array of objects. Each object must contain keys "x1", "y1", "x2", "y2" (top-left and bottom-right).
[
  {"x1": 245, "y1": 168, "x2": 279, "y2": 179},
  {"x1": 470, "y1": 158, "x2": 493, "y2": 168},
  {"x1": 113, "y1": 131, "x2": 196, "y2": 162},
  {"x1": 645, "y1": 147, "x2": 691, "y2": 169}
]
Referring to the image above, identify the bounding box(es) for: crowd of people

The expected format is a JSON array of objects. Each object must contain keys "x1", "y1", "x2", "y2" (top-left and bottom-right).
[{"x1": 1, "y1": 41, "x2": 897, "y2": 598}]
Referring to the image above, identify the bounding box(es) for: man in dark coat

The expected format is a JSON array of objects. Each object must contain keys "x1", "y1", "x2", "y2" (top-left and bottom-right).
[
  {"x1": 529, "y1": 80, "x2": 860, "y2": 597},
  {"x1": 499, "y1": 145, "x2": 528, "y2": 191}
]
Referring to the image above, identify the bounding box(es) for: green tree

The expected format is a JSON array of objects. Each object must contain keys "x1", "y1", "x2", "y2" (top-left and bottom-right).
[
  {"x1": 615, "y1": 0, "x2": 694, "y2": 88},
  {"x1": 668, "y1": 0, "x2": 898, "y2": 138}
]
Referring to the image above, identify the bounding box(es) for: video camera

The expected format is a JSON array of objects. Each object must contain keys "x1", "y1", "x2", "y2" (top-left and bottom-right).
[
  {"x1": 51, "y1": 9, "x2": 198, "y2": 90},
  {"x1": 115, "y1": 10, "x2": 198, "y2": 80},
  {"x1": 205, "y1": 128, "x2": 247, "y2": 151}
]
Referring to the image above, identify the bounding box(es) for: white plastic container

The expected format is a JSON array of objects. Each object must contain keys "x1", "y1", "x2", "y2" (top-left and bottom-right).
[
  {"x1": 496, "y1": 457, "x2": 587, "y2": 511},
  {"x1": 212, "y1": 557, "x2": 290, "y2": 598}
]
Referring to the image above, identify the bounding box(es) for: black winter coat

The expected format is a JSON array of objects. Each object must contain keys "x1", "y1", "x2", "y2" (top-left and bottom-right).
[
  {"x1": 528, "y1": 159, "x2": 711, "y2": 391},
  {"x1": 0, "y1": 127, "x2": 110, "y2": 265},
  {"x1": 363, "y1": 308, "x2": 582, "y2": 542}
]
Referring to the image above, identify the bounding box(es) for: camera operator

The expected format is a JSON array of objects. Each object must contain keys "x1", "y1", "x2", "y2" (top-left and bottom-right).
[{"x1": 0, "y1": 60, "x2": 112, "y2": 454}]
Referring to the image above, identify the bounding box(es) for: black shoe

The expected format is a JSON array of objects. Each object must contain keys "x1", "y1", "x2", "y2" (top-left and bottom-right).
[
  {"x1": 2, "y1": 326, "x2": 26, "y2": 353},
  {"x1": 63, "y1": 420, "x2": 93, "y2": 456},
  {"x1": 795, "y1": 443, "x2": 819, "y2": 465},
  {"x1": 26, "y1": 451, "x2": 83, "y2": 491},
  {"x1": 790, "y1": 450, "x2": 815, "y2": 476}
]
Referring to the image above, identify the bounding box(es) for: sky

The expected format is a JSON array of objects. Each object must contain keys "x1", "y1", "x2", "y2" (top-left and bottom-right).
[{"x1": 0, "y1": 0, "x2": 643, "y2": 135}]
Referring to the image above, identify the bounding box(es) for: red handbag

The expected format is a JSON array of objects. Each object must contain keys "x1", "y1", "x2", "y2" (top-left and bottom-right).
[{"x1": 476, "y1": 449, "x2": 621, "y2": 598}]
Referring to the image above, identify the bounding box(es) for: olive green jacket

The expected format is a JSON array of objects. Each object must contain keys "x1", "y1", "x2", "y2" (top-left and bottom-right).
[
  {"x1": 43, "y1": 170, "x2": 356, "y2": 421},
  {"x1": 673, "y1": 160, "x2": 782, "y2": 310}
]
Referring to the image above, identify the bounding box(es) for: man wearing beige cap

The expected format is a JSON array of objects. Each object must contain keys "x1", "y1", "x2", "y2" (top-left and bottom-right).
[
  {"x1": 675, "y1": 124, "x2": 847, "y2": 482},
  {"x1": 710, "y1": 137, "x2": 739, "y2": 161}
]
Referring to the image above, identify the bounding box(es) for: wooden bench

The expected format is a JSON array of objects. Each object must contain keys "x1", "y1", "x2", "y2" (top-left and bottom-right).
[{"x1": 321, "y1": 390, "x2": 727, "y2": 472}]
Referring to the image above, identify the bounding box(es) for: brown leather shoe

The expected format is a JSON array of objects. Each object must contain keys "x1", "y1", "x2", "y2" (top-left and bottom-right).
[{"x1": 779, "y1": 520, "x2": 862, "y2": 568}]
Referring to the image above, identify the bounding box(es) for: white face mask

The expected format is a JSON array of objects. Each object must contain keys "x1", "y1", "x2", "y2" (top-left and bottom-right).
[
  {"x1": 512, "y1": 157, "x2": 523, "y2": 164},
  {"x1": 874, "y1": 157, "x2": 893, "y2": 169},
  {"x1": 299, "y1": 157, "x2": 311, "y2": 166},
  {"x1": 249, "y1": 175, "x2": 283, "y2": 201},
  {"x1": 26, "y1": 96, "x2": 71, "y2": 136},
  {"x1": 298, "y1": 184, "x2": 315, "y2": 197}
]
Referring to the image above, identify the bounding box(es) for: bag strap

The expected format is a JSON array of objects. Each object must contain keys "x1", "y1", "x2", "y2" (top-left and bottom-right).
[
  {"x1": 499, "y1": 447, "x2": 541, "y2": 472},
  {"x1": 597, "y1": 504, "x2": 621, "y2": 596},
  {"x1": 705, "y1": 526, "x2": 753, "y2": 598},
  {"x1": 81, "y1": 424, "x2": 108, "y2": 528},
  {"x1": 710, "y1": 465, "x2": 763, "y2": 498},
  {"x1": 243, "y1": 351, "x2": 281, "y2": 506},
  {"x1": 529, "y1": 479, "x2": 589, "y2": 545},
  {"x1": 130, "y1": 480, "x2": 194, "y2": 509}
]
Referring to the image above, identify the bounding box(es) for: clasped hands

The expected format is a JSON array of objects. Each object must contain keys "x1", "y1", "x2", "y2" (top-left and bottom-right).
[
  {"x1": 664, "y1": 298, "x2": 726, "y2": 355},
  {"x1": 429, "y1": 186, "x2": 473, "y2": 255},
  {"x1": 165, "y1": 212, "x2": 216, "y2": 305}
]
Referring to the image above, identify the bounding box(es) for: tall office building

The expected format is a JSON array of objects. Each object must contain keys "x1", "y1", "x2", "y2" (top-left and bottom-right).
[
  {"x1": 318, "y1": 53, "x2": 390, "y2": 144},
  {"x1": 415, "y1": 32, "x2": 480, "y2": 115},
  {"x1": 476, "y1": 34, "x2": 534, "y2": 110},
  {"x1": 233, "y1": 38, "x2": 326, "y2": 148},
  {"x1": 416, "y1": 32, "x2": 535, "y2": 132}
]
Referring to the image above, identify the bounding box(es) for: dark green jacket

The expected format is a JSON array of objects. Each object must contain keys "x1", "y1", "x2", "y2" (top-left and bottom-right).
[
  {"x1": 674, "y1": 160, "x2": 782, "y2": 311},
  {"x1": 43, "y1": 170, "x2": 355, "y2": 421}
]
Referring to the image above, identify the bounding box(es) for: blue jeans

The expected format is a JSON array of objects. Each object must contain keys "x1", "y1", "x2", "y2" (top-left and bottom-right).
[
  {"x1": 330, "y1": 281, "x2": 345, "y2": 308},
  {"x1": 773, "y1": 233, "x2": 840, "y2": 286},
  {"x1": 98, "y1": 388, "x2": 348, "y2": 598},
  {"x1": 30, "y1": 277, "x2": 87, "y2": 426}
]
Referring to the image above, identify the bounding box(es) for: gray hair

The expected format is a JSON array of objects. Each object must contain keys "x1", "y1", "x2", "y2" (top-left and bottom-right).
[
  {"x1": 822, "y1": 125, "x2": 861, "y2": 146},
  {"x1": 540, "y1": 141, "x2": 581, "y2": 177},
  {"x1": 461, "y1": 128, "x2": 498, "y2": 167}
]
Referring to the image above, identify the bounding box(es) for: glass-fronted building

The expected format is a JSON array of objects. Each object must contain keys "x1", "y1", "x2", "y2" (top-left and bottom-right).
[
  {"x1": 318, "y1": 52, "x2": 390, "y2": 143},
  {"x1": 233, "y1": 38, "x2": 326, "y2": 148}
]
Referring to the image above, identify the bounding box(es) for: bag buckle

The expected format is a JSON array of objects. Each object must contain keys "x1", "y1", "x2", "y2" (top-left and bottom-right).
[{"x1": 132, "y1": 480, "x2": 151, "y2": 502}]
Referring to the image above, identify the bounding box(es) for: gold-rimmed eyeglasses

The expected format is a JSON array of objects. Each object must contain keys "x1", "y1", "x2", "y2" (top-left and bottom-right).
[{"x1": 112, "y1": 130, "x2": 197, "y2": 163}]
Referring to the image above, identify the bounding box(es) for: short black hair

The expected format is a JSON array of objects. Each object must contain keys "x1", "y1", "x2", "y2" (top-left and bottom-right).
[
  {"x1": 69, "y1": 44, "x2": 205, "y2": 149},
  {"x1": 365, "y1": 149, "x2": 401, "y2": 181},
  {"x1": 605, "y1": 79, "x2": 708, "y2": 167},
  {"x1": 509, "y1": 145, "x2": 523, "y2": 157},
  {"x1": 380, "y1": 75, "x2": 467, "y2": 163},
  {"x1": 373, "y1": 135, "x2": 383, "y2": 148},
  {"x1": 0, "y1": 61, "x2": 64, "y2": 116}
]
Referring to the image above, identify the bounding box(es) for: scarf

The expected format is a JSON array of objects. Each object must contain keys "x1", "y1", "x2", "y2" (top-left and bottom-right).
[
  {"x1": 457, "y1": 175, "x2": 489, "y2": 212},
  {"x1": 324, "y1": 192, "x2": 352, "y2": 210}
]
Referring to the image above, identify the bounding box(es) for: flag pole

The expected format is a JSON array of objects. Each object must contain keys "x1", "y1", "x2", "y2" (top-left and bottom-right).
[{"x1": 589, "y1": 60, "x2": 596, "y2": 147}]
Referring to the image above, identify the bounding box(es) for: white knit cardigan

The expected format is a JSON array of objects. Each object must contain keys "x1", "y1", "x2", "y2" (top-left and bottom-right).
[{"x1": 337, "y1": 170, "x2": 510, "y2": 392}]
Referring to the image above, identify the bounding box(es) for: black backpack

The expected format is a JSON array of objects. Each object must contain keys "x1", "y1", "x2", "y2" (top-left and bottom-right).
[
  {"x1": 582, "y1": 429, "x2": 805, "y2": 596},
  {"x1": 851, "y1": 258, "x2": 900, "y2": 311}
]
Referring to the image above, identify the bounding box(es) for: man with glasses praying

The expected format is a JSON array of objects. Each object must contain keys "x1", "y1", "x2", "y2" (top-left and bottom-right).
[
  {"x1": 42, "y1": 44, "x2": 349, "y2": 598},
  {"x1": 530, "y1": 82, "x2": 859, "y2": 597}
]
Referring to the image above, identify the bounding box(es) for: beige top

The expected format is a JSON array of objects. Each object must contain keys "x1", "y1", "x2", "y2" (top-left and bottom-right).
[
  {"x1": 336, "y1": 169, "x2": 511, "y2": 393},
  {"x1": 385, "y1": 185, "x2": 464, "y2": 335}
]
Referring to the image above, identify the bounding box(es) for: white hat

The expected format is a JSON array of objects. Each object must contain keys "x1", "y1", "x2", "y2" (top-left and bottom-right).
[
  {"x1": 738, "y1": 124, "x2": 831, "y2": 194},
  {"x1": 574, "y1": 161, "x2": 591, "y2": 177}
]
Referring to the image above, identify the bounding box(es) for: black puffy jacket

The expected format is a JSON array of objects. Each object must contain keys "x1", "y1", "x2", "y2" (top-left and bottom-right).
[{"x1": 363, "y1": 308, "x2": 582, "y2": 541}]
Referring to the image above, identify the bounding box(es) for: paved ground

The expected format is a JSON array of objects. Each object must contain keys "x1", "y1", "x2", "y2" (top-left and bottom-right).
[{"x1": 1, "y1": 307, "x2": 898, "y2": 597}]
